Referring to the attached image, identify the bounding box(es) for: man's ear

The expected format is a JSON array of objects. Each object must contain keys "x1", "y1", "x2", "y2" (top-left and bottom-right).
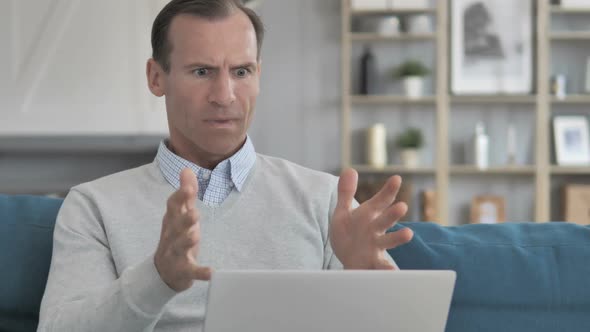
[
  {"x1": 146, "y1": 58, "x2": 166, "y2": 97},
  {"x1": 257, "y1": 59, "x2": 262, "y2": 76}
]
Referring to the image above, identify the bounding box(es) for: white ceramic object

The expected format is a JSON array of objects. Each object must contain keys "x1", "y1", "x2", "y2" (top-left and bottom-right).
[
  {"x1": 407, "y1": 15, "x2": 432, "y2": 34},
  {"x1": 401, "y1": 149, "x2": 420, "y2": 168},
  {"x1": 376, "y1": 16, "x2": 400, "y2": 36},
  {"x1": 403, "y1": 76, "x2": 424, "y2": 99},
  {"x1": 367, "y1": 124, "x2": 388, "y2": 168},
  {"x1": 473, "y1": 122, "x2": 489, "y2": 170}
]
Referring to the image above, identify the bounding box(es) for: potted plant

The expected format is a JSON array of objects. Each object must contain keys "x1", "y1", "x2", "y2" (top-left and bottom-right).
[
  {"x1": 395, "y1": 127, "x2": 424, "y2": 167},
  {"x1": 392, "y1": 60, "x2": 430, "y2": 99}
]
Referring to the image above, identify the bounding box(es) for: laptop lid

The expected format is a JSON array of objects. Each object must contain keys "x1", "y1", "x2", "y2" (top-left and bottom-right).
[{"x1": 204, "y1": 270, "x2": 456, "y2": 332}]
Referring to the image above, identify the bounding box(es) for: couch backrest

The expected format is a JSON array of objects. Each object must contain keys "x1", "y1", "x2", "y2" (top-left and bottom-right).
[
  {"x1": 388, "y1": 222, "x2": 590, "y2": 332},
  {"x1": 0, "y1": 194, "x2": 63, "y2": 332},
  {"x1": 3, "y1": 193, "x2": 590, "y2": 332}
]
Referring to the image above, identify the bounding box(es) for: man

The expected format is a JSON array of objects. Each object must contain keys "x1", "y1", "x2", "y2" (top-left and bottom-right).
[{"x1": 38, "y1": 0, "x2": 413, "y2": 331}]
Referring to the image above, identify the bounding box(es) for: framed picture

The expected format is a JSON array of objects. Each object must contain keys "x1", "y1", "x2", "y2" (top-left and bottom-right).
[
  {"x1": 470, "y1": 195, "x2": 506, "y2": 224},
  {"x1": 561, "y1": 0, "x2": 590, "y2": 8},
  {"x1": 451, "y1": 0, "x2": 533, "y2": 95},
  {"x1": 553, "y1": 116, "x2": 590, "y2": 166},
  {"x1": 562, "y1": 184, "x2": 590, "y2": 225}
]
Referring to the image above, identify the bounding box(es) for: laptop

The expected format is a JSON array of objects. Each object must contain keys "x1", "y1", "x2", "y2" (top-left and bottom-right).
[{"x1": 203, "y1": 270, "x2": 456, "y2": 332}]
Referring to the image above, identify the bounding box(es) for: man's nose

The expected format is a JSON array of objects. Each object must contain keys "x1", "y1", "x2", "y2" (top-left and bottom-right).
[{"x1": 208, "y1": 72, "x2": 236, "y2": 107}]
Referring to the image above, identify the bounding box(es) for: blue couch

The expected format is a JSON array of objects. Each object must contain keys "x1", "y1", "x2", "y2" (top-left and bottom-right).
[
  {"x1": 0, "y1": 194, "x2": 63, "y2": 332},
  {"x1": 1, "y1": 194, "x2": 590, "y2": 332}
]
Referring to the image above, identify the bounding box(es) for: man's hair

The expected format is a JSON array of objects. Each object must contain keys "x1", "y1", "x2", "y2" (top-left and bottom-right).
[{"x1": 152, "y1": 0, "x2": 265, "y2": 72}]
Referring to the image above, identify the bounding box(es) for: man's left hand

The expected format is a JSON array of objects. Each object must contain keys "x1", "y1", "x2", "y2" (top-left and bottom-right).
[{"x1": 330, "y1": 168, "x2": 414, "y2": 270}]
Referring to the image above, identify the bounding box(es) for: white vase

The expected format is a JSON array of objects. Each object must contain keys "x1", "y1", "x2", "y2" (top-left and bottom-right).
[
  {"x1": 367, "y1": 124, "x2": 388, "y2": 168},
  {"x1": 403, "y1": 76, "x2": 424, "y2": 99},
  {"x1": 400, "y1": 148, "x2": 420, "y2": 168},
  {"x1": 407, "y1": 14, "x2": 432, "y2": 34},
  {"x1": 376, "y1": 16, "x2": 400, "y2": 36}
]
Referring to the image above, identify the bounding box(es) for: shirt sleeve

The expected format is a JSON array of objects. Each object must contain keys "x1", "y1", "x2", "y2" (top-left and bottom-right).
[{"x1": 37, "y1": 189, "x2": 178, "y2": 332}]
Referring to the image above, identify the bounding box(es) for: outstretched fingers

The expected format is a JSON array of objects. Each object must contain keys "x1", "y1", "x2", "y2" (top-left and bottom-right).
[
  {"x1": 364, "y1": 175, "x2": 402, "y2": 213},
  {"x1": 376, "y1": 227, "x2": 414, "y2": 250},
  {"x1": 335, "y1": 168, "x2": 359, "y2": 213},
  {"x1": 372, "y1": 201, "x2": 408, "y2": 233}
]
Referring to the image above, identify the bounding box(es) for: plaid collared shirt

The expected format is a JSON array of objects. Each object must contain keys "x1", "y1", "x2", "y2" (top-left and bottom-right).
[{"x1": 156, "y1": 137, "x2": 256, "y2": 206}]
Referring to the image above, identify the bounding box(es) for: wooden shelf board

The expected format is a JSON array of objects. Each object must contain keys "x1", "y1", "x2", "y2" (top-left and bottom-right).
[
  {"x1": 353, "y1": 165, "x2": 436, "y2": 174},
  {"x1": 550, "y1": 31, "x2": 590, "y2": 40},
  {"x1": 450, "y1": 165, "x2": 536, "y2": 175},
  {"x1": 349, "y1": 33, "x2": 435, "y2": 41},
  {"x1": 551, "y1": 6, "x2": 590, "y2": 14},
  {"x1": 551, "y1": 94, "x2": 590, "y2": 104},
  {"x1": 551, "y1": 166, "x2": 590, "y2": 174},
  {"x1": 350, "y1": 8, "x2": 436, "y2": 16},
  {"x1": 351, "y1": 95, "x2": 436, "y2": 105},
  {"x1": 451, "y1": 95, "x2": 537, "y2": 104}
]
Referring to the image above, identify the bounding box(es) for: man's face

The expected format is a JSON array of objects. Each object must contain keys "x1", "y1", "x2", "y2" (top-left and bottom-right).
[{"x1": 149, "y1": 12, "x2": 260, "y2": 165}]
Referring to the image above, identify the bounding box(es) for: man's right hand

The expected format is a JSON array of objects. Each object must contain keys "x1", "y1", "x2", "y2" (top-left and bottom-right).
[{"x1": 154, "y1": 168, "x2": 212, "y2": 292}]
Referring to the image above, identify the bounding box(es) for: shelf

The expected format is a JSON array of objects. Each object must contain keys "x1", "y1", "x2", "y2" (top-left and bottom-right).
[
  {"x1": 350, "y1": 8, "x2": 436, "y2": 16},
  {"x1": 551, "y1": 166, "x2": 590, "y2": 175},
  {"x1": 451, "y1": 95, "x2": 537, "y2": 104},
  {"x1": 450, "y1": 165, "x2": 536, "y2": 175},
  {"x1": 341, "y1": 0, "x2": 564, "y2": 224},
  {"x1": 350, "y1": 95, "x2": 436, "y2": 105},
  {"x1": 551, "y1": 94, "x2": 590, "y2": 104},
  {"x1": 550, "y1": 31, "x2": 590, "y2": 40},
  {"x1": 353, "y1": 165, "x2": 436, "y2": 175},
  {"x1": 0, "y1": 135, "x2": 164, "y2": 153},
  {"x1": 349, "y1": 32, "x2": 435, "y2": 42},
  {"x1": 550, "y1": 6, "x2": 590, "y2": 14}
]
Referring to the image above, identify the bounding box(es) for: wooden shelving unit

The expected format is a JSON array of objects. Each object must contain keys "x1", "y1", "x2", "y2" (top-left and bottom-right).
[
  {"x1": 353, "y1": 165, "x2": 436, "y2": 175},
  {"x1": 350, "y1": 8, "x2": 436, "y2": 15},
  {"x1": 350, "y1": 95, "x2": 436, "y2": 105},
  {"x1": 341, "y1": 0, "x2": 590, "y2": 225},
  {"x1": 450, "y1": 165, "x2": 536, "y2": 175},
  {"x1": 551, "y1": 95, "x2": 590, "y2": 104},
  {"x1": 551, "y1": 166, "x2": 590, "y2": 175},
  {"x1": 350, "y1": 32, "x2": 435, "y2": 42},
  {"x1": 550, "y1": 6, "x2": 590, "y2": 14},
  {"x1": 551, "y1": 31, "x2": 590, "y2": 40},
  {"x1": 451, "y1": 95, "x2": 538, "y2": 104}
]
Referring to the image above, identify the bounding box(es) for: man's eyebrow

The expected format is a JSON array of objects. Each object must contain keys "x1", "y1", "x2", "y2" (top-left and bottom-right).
[
  {"x1": 232, "y1": 62, "x2": 257, "y2": 69},
  {"x1": 184, "y1": 62, "x2": 217, "y2": 69},
  {"x1": 183, "y1": 62, "x2": 257, "y2": 70}
]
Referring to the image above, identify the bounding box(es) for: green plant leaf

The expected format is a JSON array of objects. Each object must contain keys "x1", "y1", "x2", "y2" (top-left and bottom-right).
[
  {"x1": 395, "y1": 127, "x2": 424, "y2": 148},
  {"x1": 392, "y1": 60, "x2": 430, "y2": 79}
]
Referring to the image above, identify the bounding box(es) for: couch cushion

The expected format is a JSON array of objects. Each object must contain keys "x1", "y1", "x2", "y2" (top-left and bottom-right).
[
  {"x1": 388, "y1": 222, "x2": 590, "y2": 332},
  {"x1": 0, "y1": 194, "x2": 63, "y2": 332}
]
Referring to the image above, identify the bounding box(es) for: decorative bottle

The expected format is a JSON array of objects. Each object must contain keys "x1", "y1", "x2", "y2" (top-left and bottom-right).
[
  {"x1": 360, "y1": 45, "x2": 377, "y2": 95},
  {"x1": 474, "y1": 122, "x2": 489, "y2": 169}
]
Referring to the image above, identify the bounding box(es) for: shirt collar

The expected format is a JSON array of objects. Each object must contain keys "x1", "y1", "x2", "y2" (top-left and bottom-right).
[{"x1": 156, "y1": 136, "x2": 256, "y2": 192}]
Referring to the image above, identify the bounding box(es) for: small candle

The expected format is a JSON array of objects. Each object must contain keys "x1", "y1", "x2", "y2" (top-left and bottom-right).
[{"x1": 367, "y1": 124, "x2": 387, "y2": 168}]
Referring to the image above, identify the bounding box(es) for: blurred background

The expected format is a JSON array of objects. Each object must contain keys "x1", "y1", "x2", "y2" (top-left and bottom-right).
[{"x1": 2, "y1": 0, "x2": 590, "y2": 225}]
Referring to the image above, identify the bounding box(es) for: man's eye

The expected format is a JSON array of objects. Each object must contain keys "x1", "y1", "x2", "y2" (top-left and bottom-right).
[
  {"x1": 194, "y1": 68, "x2": 209, "y2": 76},
  {"x1": 235, "y1": 68, "x2": 249, "y2": 77}
]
